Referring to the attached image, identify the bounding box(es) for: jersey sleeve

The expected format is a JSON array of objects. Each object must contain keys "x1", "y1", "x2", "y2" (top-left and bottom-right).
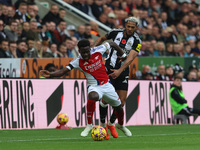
[
  {"x1": 105, "y1": 29, "x2": 118, "y2": 39},
  {"x1": 91, "y1": 42, "x2": 111, "y2": 55},
  {"x1": 66, "y1": 57, "x2": 79, "y2": 70},
  {"x1": 132, "y1": 36, "x2": 142, "y2": 53}
]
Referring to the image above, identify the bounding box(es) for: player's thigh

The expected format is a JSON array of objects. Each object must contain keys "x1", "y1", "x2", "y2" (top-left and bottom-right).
[
  {"x1": 116, "y1": 90, "x2": 128, "y2": 103},
  {"x1": 102, "y1": 83, "x2": 121, "y2": 107},
  {"x1": 88, "y1": 85, "x2": 102, "y2": 100}
]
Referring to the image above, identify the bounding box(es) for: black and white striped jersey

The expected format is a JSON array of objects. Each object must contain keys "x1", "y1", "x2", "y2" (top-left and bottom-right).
[{"x1": 105, "y1": 28, "x2": 142, "y2": 76}]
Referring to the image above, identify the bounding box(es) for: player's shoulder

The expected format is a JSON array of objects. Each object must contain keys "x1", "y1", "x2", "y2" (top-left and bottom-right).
[
  {"x1": 133, "y1": 32, "x2": 142, "y2": 44},
  {"x1": 91, "y1": 45, "x2": 104, "y2": 53},
  {"x1": 108, "y1": 28, "x2": 124, "y2": 34}
]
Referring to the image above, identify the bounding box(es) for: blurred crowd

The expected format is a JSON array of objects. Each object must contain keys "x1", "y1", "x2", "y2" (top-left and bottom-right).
[
  {"x1": 0, "y1": 0, "x2": 200, "y2": 81},
  {"x1": 136, "y1": 63, "x2": 200, "y2": 81}
]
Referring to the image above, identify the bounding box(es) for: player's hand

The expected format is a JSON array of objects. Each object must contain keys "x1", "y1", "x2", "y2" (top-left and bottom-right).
[
  {"x1": 118, "y1": 55, "x2": 127, "y2": 63},
  {"x1": 40, "y1": 70, "x2": 50, "y2": 78},
  {"x1": 108, "y1": 69, "x2": 121, "y2": 79}
]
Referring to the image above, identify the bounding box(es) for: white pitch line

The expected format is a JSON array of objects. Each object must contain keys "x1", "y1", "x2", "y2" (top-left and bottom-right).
[{"x1": 1, "y1": 132, "x2": 200, "y2": 143}]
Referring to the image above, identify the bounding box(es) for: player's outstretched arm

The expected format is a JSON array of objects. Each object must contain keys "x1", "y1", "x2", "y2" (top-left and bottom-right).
[
  {"x1": 40, "y1": 67, "x2": 70, "y2": 78},
  {"x1": 93, "y1": 35, "x2": 107, "y2": 47},
  {"x1": 109, "y1": 50, "x2": 138, "y2": 79},
  {"x1": 108, "y1": 42, "x2": 127, "y2": 62}
]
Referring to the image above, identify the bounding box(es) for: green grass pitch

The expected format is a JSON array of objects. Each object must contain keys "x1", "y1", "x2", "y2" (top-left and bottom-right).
[{"x1": 1, "y1": 124, "x2": 200, "y2": 150}]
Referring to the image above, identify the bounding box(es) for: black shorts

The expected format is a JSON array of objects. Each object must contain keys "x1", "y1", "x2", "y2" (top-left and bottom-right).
[
  {"x1": 106, "y1": 65, "x2": 129, "y2": 91},
  {"x1": 109, "y1": 74, "x2": 129, "y2": 91}
]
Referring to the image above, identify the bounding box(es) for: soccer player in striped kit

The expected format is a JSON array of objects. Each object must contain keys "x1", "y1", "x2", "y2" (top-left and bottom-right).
[{"x1": 93, "y1": 17, "x2": 142, "y2": 139}]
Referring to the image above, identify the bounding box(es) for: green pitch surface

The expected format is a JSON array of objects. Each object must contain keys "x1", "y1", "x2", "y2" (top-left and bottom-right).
[{"x1": 1, "y1": 125, "x2": 200, "y2": 150}]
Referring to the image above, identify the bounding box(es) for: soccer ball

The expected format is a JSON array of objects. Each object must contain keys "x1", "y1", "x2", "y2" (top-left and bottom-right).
[
  {"x1": 91, "y1": 126, "x2": 107, "y2": 141},
  {"x1": 57, "y1": 113, "x2": 69, "y2": 125}
]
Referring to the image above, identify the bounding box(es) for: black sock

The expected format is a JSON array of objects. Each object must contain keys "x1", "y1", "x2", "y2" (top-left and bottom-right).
[
  {"x1": 110, "y1": 110, "x2": 117, "y2": 124},
  {"x1": 99, "y1": 103, "x2": 108, "y2": 124}
]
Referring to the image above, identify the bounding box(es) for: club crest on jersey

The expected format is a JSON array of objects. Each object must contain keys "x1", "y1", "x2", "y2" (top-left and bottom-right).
[
  {"x1": 84, "y1": 62, "x2": 89, "y2": 65},
  {"x1": 127, "y1": 41, "x2": 132, "y2": 47},
  {"x1": 95, "y1": 55, "x2": 99, "y2": 60}
]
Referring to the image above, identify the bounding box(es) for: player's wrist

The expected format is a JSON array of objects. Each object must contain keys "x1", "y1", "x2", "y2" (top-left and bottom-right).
[{"x1": 121, "y1": 53, "x2": 127, "y2": 58}]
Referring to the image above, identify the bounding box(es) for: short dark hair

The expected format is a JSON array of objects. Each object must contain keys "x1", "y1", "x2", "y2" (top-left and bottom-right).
[
  {"x1": 78, "y1": 39, "x2": 90, "y2": 49},
  {"x1": 174, "y1": 75, "x2": 182, "y2": 80},
  {"x1": 45, "y1": 63, "x2": 55, "y2": 71}
]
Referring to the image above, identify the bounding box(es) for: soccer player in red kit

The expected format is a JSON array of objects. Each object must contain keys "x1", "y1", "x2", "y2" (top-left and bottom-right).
[{"x1": 40, "y1": 39, "x2": 131, "y2": 139}]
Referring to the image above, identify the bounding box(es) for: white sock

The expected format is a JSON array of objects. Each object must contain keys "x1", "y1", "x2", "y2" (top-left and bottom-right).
[
  {"x1": 101, "y1": 122, "x2": 106, "y2": 127},
  {"x1": 108, "y1": 120, "x2": 115, "y2": 126},
  {"x1": 87, "y1": 124, "x2": 92, "y2": 127},
  {"x1": 100, "y1": 100, "x2": 108, "y2": 108}
]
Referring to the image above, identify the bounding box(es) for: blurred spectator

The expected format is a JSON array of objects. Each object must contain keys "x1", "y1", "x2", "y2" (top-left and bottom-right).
[
  {"x1": 57, "y1": 8, "x2": 66, "y2": 25},
  {"x1": 20, "y1": 21, "x2": 29, "y2": 40},
  {"x1": 90, "y1": 20, "x2": 100, "y2": 37},
  {"x1": 42, "y1": 4, "x2": 59, "y2": 25},
  {"x1": 124, "y1": 0, "x2": 136, "y2": 14},
  {"x1": 71, "y1": 36, "x2": 79, "y2": 58},
  {"x1": 160, "y1": 12, "x2": 170, "y2": 29},
  {"x1": 173, "y1": 63, "x2": 186, "y2": 81},
  {"x1": 14, "y1": 2, "x2": 29, "y2": 23},
  {"x1": 165, "y1": 66, "x2": 174, "y2": 81},
  {"x1": 84, "y1": 23, "x2": 92, "y2": 39},
  {"x1": 173, "y1": 43, "x2": 182, "y2": 56},
  {"x1": 106, "y1": 12, "x2": 117, "y2": 28},
  {"x1": 7, "y1": 6, "x2": 15, "y2": 23},
  {"x1": 33, "y1": 4, "x2": 41, "y2": 23},
  {"x1": 26, "y1": 19, "x2": 39, "y2": 40},
  {"x1": 65, "y1": 37, "x2": 74, "y2": 58},
  {"x1": 187, "y1": 70, "x2": 198, "y2": 81},
  {"x1": 191, "y1": 40, "x2": 200, "y2": 56},
  {"x1": 53, "y1": 20, "x2": 68, "y2": 45},
  {"x1": 16, "y1": 40, "x2": 28, "y2": 58},
  {"x1": 143, "y1": 72, "x2": 154, "y2": 80},
  {"x1": 72, "y1": 0, "x2": 89, "y2": 16},
  {"x1": 1, "y1": 4, "x2": 9, "y2": 24},
  {"x1": 35, "y1": 40, "x2": 42, "y2": 57},
  {"x1": 154, "y1": 64, "x2": 166, "y2": 80},
  {"x1": 99, "y1": 13, "x2": 107, "y2": 24},
  {"x1": 45, "y1": 22, "x2": 52, "y2": 42},
  {"x1": 49, "y1": 21, "x2": 60, "y2": 46},
  {"x1": 0, "y1": 39, "x2": 9, "y2": 58},
  {"x1": 184, "y1": 44, "x2": 193, "y2": 57},
  {"x1": 165, "y1": 43, "x2": 175, "y2": 56},
  {"x1": 85, "y1": 0, "x2": 96, "y2": 19},
  {"x1": 58, "y1": 43, "x2": 68, "y2": 58},
  {"x1": 188, "y1": 64, "x2": 198, "y2": 74},
  {"x1": 0, "y1": 19, "x2": 7, "y2": 41},
  {"x1": 41, "y1": 40, "x2": 53, "y2": 58},
  {"x1": 26, "y1": 38, "x2": 39, "y2": 58},
  {"x1": 66, "y1": 25, "x2": 76, "y2": 38},
  {"x1": 7, "y1": 41, "x2": 18, "y2": 58},
  {"x1": 141, "y1": 65, "x2": 151, "y2": 79},
  {"x1": 109, "y1": 0, "x2": 121, "y2": 11},
  {"x1": 153, "y1": 41, "x2": 166, "y2": 56},
  {"x1": 74, "y1": 24, "x2": 85, "y2": 40},
  {"x1": 49, "y1": 43, "x2": 62, "y2": 58},
  {"x1": 4, "y1": 20, "x2": 18, "y2": 41},
  {"x1": 37, "y1": 23, "x2": 48, "y2": 41},
  {"x1": 91, "y1": 0, "x2": 104, "y2": 20},
  {"x1": 26, "y1": 2, "x2": 36, "y2": 21},
  {"x1": 176, "y1": 23, "x2": 187, "y2": 43}
]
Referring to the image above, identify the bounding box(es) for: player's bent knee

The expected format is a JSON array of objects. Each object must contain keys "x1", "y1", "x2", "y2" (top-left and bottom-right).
[
  {"x1": 113, "y1": 105, "x2": 123, "y2": 113},
  {"x1": 88, "y1": 91, "x2": 99, "y2": 101}
]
